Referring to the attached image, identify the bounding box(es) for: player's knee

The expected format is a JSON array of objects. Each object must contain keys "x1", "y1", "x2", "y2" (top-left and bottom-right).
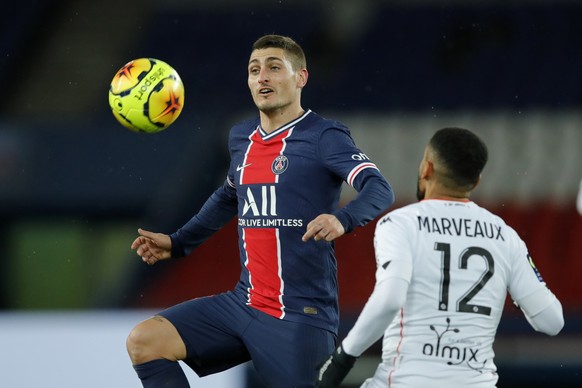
[
  {"x1": 127, "y1": 324, "x2": 149, "y2": 364},
  {"x1": 126, "y1": 320, "x2": 163, "y2": 364},
  {"x1": 126, "y1": 316, "x2": 186, "y2": 365}
]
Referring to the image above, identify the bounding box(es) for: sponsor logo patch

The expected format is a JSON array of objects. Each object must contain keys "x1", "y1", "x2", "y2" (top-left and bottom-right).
[{"x1": 527, "y1": 253, "x2": 545, "y2": 283}]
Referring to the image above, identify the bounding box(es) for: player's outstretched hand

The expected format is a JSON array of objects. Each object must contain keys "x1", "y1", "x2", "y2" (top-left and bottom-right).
[
  {"x1": 131, "y1": 228, "x2": 172, "y2": 265},
  {"x1": 316, "y1": 345, "x2": 357, "y2": 388},
  {"x1": 302, "y1": 214, "x2": 345, "y2": 242}
]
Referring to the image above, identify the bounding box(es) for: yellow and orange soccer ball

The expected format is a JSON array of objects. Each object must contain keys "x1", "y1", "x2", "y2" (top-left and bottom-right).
[{"x1": 109, "y1": 58, "x2": 184, "y2": 133}]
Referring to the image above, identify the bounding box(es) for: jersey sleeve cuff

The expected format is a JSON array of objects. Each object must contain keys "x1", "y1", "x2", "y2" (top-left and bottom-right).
[
  {"x1": 333, "y1": 210, "x2": 353, "y2": 234},
  {"x1": 169, "y1": 233, "x2": 185, "y2": 258}
]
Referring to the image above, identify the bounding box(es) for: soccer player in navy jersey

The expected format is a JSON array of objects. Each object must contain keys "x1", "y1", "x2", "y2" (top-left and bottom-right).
[{"x1": 126, "y1": 34, "x2": 394, "y2": 387}]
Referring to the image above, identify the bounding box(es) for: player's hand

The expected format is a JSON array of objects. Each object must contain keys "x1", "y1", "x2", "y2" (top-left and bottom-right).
[
  {"x1": 316, "y1": 345, "x2": 357, "y2": 388},
  {"x1": 131, "y1": 228, "x2": 172, "y2": 265},
  {"x1": 302, "y1": 214, "x2": 345, "y2": 242}
]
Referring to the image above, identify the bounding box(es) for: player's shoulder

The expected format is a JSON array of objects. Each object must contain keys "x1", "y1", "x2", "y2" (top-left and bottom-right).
[
  {"x1": 466, "y1": 201, "x2": 512, "y2": 227},
  {"x1": 376, "y1": 203, "x2": 421, "y2": 228},
  {"x1": 227, "y1": 117, "x2": 259, "y2": 149},
  {"x1": 377, "y1": 200, "x2": 510, "y2": 225},
  {"x1": 438, "y1": 200, "x2": 523, "y2": 242},
  {"x1": 230, "y1": 116, "x2": 260, "y2": 133},
  {"x1": 472, "y1": 203, "x2": 522, "y2": 240},
  {"x1": 300, "y1": 110, "x2": 351, "y2": 136}
]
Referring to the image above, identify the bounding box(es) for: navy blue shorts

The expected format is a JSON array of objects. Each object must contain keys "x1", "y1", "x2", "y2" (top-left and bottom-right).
[{"x1": 159, "y1": 291, "x2": 336, "y2": 388}]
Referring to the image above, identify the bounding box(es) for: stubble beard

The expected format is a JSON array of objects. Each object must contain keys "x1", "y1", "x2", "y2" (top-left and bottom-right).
[
  {"x1": 257, "y1": 98, "x2": 291, "y2": 116},
  {"x1": 416, "y1": 176, "x2": 425, "y2": 201}
]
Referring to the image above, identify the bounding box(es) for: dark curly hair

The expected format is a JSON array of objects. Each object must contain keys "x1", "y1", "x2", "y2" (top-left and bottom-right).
[{"x1": 429, "y1": 127, "x2": 488, "y2": 190}]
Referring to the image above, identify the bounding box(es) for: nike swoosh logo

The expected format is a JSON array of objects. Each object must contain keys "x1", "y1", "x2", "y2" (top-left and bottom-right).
[{"x1": 236, "y1": 163, "x2": 252, "y2": 171}]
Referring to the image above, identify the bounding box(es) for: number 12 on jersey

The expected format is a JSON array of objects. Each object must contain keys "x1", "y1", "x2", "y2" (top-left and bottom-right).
[{"x1": 435, "y1": 242, "x2": 494, "y2": 316}]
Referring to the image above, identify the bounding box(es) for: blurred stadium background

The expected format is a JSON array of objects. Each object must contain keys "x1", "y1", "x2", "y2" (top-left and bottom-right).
[{"x1": 0, "y1": 0, "x2": 581, "y2": 386}]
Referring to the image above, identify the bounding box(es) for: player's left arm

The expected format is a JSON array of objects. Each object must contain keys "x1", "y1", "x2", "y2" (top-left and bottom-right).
[
  {"x1": 511, "y1": 254, "x2": 564, "y2": 336},
  {"x1": 518, "y1": 288, "x2": 563, "y2": 335},
  {"x1": 304, "y1": 127, "x2": 394, "y2": 242},
  {"x1": 508, "y1": 234, "x2": 564, "y2": 336},
  {"x1": 335, "y1": 169, "x2": 394, "y2": 233},
  {"x1": 302, "y1": 213, "x2": 346, "y2": 242},
  {"x1": 302, "y1": 169, "x2": 393, "y2": 243}
]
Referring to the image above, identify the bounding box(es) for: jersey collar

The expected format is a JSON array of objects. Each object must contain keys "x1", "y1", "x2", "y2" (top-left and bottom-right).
[{"x1": 258, "y1": 109, "x2": 312, "y2": 140}]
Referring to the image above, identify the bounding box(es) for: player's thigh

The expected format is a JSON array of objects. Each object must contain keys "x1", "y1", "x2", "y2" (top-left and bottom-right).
[
  {"x1": 246, "y1": 313, "x2": 336, "y2": 387},
  {"x1": 159, "y1": 291, "x2": 254, "y2": 376}
]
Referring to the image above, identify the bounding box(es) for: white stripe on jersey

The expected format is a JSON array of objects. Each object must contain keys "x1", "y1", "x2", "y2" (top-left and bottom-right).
[
  {"x1": 347, "y1": 162, "x2": 378, "y2": 187},
  {"x1": 259, "y1": 109, "x2": 311, "y2": 140},
  {"x1": 238, "y1": 127, "x2": 259, "y2": 185},
  {"x1": 242, "y1": 228, "x2": 253, "y2": 304},
  {"x1": 275, "y1": 228, "x2": 286, "y2": 319}
]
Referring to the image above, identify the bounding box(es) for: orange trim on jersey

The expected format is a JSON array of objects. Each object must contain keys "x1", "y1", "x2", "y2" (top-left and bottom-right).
[
  {"x1": 420, "y1": 198, "x2": 472, "y2": 203},
  {"x1": 388, "y1": 307, "x2": 405, "y2": 387}
]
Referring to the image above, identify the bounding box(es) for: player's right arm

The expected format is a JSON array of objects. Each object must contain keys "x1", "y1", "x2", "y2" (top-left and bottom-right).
[
  {"x1": 131, "y1": 228, "x2": 172, "y2": 265},
  {"x1": 169, "y1": 178, "x2": 238, "y2": 258},
  {"x1": 132, "y1": 178, "x2": 238, "y2": 265},
  {"x1": 341, "y1": 211, "x2": 413, "y2": 356},
  {"x1": 316, "y1": 211, "x2": 412, "y2": 387}
]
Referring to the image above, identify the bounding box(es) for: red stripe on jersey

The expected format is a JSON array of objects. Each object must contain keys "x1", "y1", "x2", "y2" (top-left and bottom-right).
[
  {"x1": 240, "y1": 127, "x2": 293, "y2": 319},
  {"x1": 239, "y1": 127, "x2": 292, "y2": 185},
  {"x1": 347, "y1": 162, "x2": 378, "y2": 187},
  {"x1": 243, "y1": 228, "x2": 285, "y2": 318}
]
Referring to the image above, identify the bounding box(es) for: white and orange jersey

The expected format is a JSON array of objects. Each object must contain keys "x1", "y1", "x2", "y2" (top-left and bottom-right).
[{"x1": 369, "y1": 199, "x2": 557, "y2": 387}]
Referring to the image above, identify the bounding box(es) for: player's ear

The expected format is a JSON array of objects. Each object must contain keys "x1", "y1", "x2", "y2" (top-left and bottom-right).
[
  {"x1": 420, "y1": 145, "x2": 437, "y2": 180},
  {"x1": 297, "y1": 68, "x2": 308, "y2": 88},
  {"x1": 420, "y1": 159, "x2": 434, "y2": 180}
]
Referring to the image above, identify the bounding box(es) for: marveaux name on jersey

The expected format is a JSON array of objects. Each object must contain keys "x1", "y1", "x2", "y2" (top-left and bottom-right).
[
  {"x1": 238, "y1": 218, "x2": 303, "y2": 227},
  {"x1": 417, "y1": 216, "x2": 505, "y2": 240}
]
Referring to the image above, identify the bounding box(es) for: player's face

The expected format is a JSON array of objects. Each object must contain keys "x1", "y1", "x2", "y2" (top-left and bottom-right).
[{"x1": 248, "y1": 48, "x2": 306, "y2": 114}]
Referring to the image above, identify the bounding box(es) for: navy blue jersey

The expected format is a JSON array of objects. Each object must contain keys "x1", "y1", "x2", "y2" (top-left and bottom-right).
[{"x1": 171, "y1": 110, "x2": 393, "y2": 333}]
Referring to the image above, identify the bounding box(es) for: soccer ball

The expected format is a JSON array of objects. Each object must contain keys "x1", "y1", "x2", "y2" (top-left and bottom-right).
[{"x1": 108, "y1": 58, "x2": 185, "y2": 133}]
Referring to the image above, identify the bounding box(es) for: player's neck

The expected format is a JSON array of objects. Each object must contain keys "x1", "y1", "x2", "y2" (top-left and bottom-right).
[
  {"x1": 259, "y1": 105, "x2": 305, "y2": 133},
  {"x1": 424, "y1": 195, "x2": 471, "y2": 202},
  {"x1": 424, "y1": 185, "x2": 471, "y2": 202}
]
